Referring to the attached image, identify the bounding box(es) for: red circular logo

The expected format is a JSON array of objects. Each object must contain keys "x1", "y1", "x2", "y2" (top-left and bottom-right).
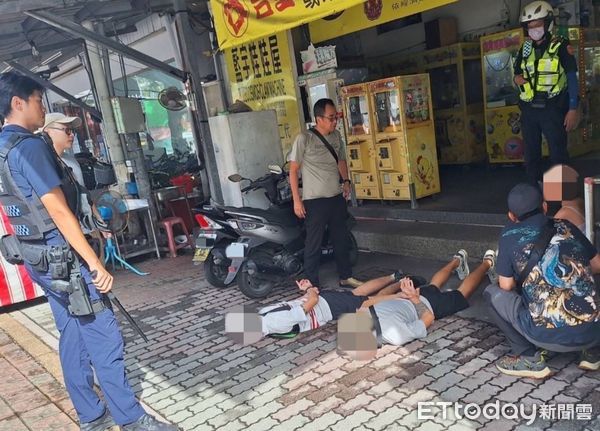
[
  {"x1": 223, "y1": 0, "x2": 249, "y2": 38},
  {"x1": 364, "y1": 0, "x2": 383, "y2": 21}
]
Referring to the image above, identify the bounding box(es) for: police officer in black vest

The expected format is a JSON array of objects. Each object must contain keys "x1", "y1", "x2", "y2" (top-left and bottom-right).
[{"x1": 0, "y1": 73, "x2": 178, "y2": 430}]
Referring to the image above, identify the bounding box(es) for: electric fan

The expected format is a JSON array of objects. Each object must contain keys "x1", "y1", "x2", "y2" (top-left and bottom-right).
[{"x1": 94, "y1": 190, "x2": 149, "y2": 276}]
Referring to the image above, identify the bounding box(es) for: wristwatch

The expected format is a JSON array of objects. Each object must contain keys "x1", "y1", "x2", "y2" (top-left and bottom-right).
[{"x1": 343, "y1": 179, "x2": 351, "y2": 185}]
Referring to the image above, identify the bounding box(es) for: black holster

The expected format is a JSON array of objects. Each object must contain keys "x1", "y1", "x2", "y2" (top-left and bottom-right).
[
  {"x1": 2, "y1": 235, "x2": 98, "y2": 316},
  {"x1": 50, "y1": 250, "x2": 94, "y2": 316}
]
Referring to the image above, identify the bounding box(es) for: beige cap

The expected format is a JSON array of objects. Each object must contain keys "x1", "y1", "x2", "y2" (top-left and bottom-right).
[{"x1": 39, "y1": 112, "x2": 82, "y2": 133}]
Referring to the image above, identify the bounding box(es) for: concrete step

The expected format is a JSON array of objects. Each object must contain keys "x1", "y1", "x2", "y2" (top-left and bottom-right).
[
  {"x1": 353, "y1": 219, "x2": 502, "y2": 262},
  {"x1": 350, "y1": 205, "x2": 507, "y2": 226}
]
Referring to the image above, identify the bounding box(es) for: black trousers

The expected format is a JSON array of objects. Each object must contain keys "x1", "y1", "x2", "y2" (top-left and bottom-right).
[
  {"x1": 303, "y1": 194, "x2": 352, "y2": 285},
  {"x1": 519, "y1": 93, "x2": 570, "y2": 183}
]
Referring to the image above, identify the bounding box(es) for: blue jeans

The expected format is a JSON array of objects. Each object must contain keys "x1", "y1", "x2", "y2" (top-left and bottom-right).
[{"x1": 27, "y1": 262, "x2": 145, "y2": 425}]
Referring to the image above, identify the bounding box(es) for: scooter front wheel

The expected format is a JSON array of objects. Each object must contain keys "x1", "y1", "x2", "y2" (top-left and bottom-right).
[{"x1": 238, "y1": 260, "x2": 276, "y2": 299}]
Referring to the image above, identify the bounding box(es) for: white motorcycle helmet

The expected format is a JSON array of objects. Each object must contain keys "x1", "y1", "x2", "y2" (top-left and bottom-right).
[{"x1": 520, "y1": 1, "x2": 555, "y2": 32}]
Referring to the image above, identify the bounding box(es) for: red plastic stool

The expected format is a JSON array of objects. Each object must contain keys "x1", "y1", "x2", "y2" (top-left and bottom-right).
[{"x1": 158, "y1": 216, "x2": 192, "y2": 258}]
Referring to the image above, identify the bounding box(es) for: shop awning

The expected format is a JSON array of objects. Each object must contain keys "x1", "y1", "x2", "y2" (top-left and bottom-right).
[
  {"x1": 309, "y1": 0, "x2": 458, "y2": 43},
  {"x1": 210, "y1": 0, "x2": 367, "y2": 50}
]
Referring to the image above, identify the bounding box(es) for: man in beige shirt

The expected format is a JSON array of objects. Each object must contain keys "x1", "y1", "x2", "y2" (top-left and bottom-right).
[{"x1": 289, "y1": 98, "x2": 362, "y2": 289}]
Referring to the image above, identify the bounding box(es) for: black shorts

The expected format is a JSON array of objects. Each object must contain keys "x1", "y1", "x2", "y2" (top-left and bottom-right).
[
  {"x1": 419, "y1": 284, "x2": 469, "y2": 319},
  {"x1": 320, "y1": 291, "x2": 368, "y2": 320}
]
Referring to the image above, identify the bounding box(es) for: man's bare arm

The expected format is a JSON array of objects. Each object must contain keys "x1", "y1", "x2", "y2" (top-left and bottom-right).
[
  {"x1": 301, "y1": 288, "x2": 320, "y2": 313},
  {"x1": 590, "y1": 254, "x2": 600, "y2": 275}
]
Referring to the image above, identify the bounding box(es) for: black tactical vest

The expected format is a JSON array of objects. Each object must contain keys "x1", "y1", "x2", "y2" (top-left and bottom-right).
[{"x1": 0, "y1": 131, "x2": 80, "y2": 241}]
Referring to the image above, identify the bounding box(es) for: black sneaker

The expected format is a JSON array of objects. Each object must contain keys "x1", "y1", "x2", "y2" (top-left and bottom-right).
[
  {"x1": 80, "y1": 409, "x2": 117, "y2": 431},
  {"x1": 122, "y1": 414, "x2": 179, "y2": 431},
  {"x1": 578, "y1": 349, "x2": 600, "y2": 371}
]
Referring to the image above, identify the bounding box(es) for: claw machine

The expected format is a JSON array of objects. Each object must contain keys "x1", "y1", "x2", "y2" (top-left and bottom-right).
[
  {"x1": 422, "y1": 43, "x2": 486, "y2": 164},
  {"x1": 368, "y1": 74, "x2": 440, "y2": 208},
  {"x1": 340, "y1": 83, "x2": 382, "y2": 200},
  {"x1": 480, "y1": 29, "x2": 536, "y2": 163}
]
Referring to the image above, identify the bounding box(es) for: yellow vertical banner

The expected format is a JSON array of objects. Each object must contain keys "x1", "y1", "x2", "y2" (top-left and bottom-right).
[
  {"x1": 224, "y1": 31, "x2": 301, "y2": 155},
  {"x1": 309, "y1": 0, "x2": 458, "y2": 43},
  {"x1": 211, "y1": 0, "x2": 366, "y2": 50}
]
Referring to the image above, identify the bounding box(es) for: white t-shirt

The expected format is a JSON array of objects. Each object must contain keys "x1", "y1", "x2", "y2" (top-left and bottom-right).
[
  {"x1": 259, "y1": 296, "x2": 333, "y2": 335},
  {"x1": 61, "y1": 150, "x2": 85, "y2": 186},
  {"x1": 374, "y1": 296, "x2": 433, "y2": 346}
]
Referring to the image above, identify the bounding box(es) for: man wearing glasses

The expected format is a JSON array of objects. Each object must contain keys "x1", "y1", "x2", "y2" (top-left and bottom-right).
[{"x1": 289, "y1": 98, "x2": 362, "y2": 289}]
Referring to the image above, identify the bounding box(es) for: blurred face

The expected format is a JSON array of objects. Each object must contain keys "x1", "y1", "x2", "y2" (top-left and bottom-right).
[
  {"x1": 11, "y1": 90, "x2": 45, "y2": 131},
  {"x1": 315, "y1": 104, "x2": 338, "y2": 134},
  {"x1": 45, "y1": 123, "x2": 74, "y2": 154}
]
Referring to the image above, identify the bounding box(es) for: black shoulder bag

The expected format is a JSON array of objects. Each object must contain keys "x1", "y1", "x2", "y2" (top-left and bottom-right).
[
  {"x1": 308, "y1": 128, "x2": 344, "y2": 183},
  {"x1": 516, "y1": 218, "x2": 557, "y2": 292}
]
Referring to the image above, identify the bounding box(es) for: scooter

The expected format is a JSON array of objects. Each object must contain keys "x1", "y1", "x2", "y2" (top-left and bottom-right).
[
  {"x1": 222, "y1": 165, "x2": 358, "y2": 299},
  {"x1": 192, "y1": 166, "x2": 292, "y2": 288}
]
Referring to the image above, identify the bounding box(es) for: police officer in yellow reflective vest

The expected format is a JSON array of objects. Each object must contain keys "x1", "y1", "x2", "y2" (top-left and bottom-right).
[{"x1": 514, "y1": 1, "x2": 579, "y2": 183}]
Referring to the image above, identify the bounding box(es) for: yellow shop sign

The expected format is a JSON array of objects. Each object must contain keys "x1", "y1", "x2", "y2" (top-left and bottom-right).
[
  {"x1": 309, "y1": 0, "x2": 458, "y2": 43},
  {"x1": 211, "y1": 0, "x2": 366, "y2": 50},
  {"x1": 224, "y1": 31, "x2": 301, "y2": 154}
]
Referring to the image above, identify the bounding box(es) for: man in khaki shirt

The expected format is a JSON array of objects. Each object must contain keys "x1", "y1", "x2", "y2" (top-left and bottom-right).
[{"x1": 289, "y1": 98, "x2": 362, "y2": 288}]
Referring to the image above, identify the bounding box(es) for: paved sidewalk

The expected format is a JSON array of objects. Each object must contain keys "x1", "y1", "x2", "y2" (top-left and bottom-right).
[
  {"x1": 3, "y1": 251, "x2": 600, "y2": 431},
  {"x1": 0, "y1": 319, "x2": 77, "y2": 430}
]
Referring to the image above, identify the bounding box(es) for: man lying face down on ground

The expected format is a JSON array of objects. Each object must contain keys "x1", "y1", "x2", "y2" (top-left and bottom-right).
[{"x1": 227, "y1": 249, "x2": 497, "y2": 348}]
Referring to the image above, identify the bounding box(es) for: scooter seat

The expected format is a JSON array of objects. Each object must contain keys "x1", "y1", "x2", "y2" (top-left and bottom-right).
[{"x1": 223, "y1": 206, "x2": 299, "y2": 227}]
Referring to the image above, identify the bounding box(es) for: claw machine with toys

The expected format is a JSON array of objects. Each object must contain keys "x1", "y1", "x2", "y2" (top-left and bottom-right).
[
  {"x1": 368, "y1": 74, "x2": 440, "y2": 208},
  {"x1": 340, "y1": 83, "x2": 382, "y2": 200},
  {"x1": 480, "y1": 29, "x2": 537, "y2": 163},
  {"x1": 422, "y1": 43, "x2": 486, "y2": 164}
]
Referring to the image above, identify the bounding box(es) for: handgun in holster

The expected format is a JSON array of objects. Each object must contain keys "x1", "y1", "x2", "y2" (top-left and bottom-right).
[{"x1": 50, "y1": 248, "x2": 94, "y2": 316}]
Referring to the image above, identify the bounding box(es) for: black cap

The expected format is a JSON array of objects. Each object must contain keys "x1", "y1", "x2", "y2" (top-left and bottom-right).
[{"x1": 508, "y1": 183, "x2": 543, "y2": 220}]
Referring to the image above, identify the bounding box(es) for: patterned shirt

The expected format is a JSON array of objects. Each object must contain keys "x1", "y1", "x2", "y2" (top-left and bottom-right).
[{"x1": 497, "y1": 214, "x2": 599, "y2": 346}]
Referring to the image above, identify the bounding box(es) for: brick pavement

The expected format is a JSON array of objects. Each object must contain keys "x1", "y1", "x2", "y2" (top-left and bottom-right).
[
  {"x1": 4, "y1": 252, "x2": 600, "y2": 430},
  {"x1": 0, "y1": 326, "x2": 77, "y2": 430}
]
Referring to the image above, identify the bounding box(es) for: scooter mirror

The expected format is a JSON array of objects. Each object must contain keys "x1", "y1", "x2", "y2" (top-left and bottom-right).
[
  {"x1": 268, "y1": 165, "x2": 282, "y2": 175},
  {"x1": 228, "y1": 174, "x2": 244, "y2": 182}
]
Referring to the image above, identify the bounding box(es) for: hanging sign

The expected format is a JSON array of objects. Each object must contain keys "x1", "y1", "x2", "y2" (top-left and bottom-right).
[
  {"x1": 301, "y1": 44, "x2": 337, "y2": 74},
  {"x1": 224, "y1": 31, "x2": 301, "y2": 154},
  {"x1": 211, "y1": 0, "x2": 367, "y2": 50},
  {"x1": 309, "y1": 0, "x2": 458, "y2": 43}
]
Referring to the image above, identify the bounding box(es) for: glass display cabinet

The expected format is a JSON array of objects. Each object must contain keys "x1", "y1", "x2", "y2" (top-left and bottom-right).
[{"x1": 422, "y1": 43, "x2": 486, "y2": 164}]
